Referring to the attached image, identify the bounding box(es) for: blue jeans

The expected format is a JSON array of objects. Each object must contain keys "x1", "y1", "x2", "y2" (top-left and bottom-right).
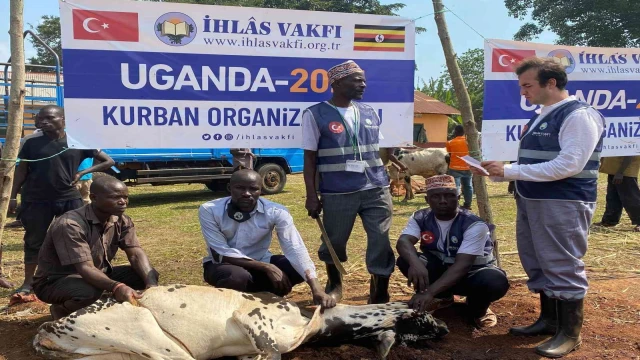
[{"x1": 448, "y1": 169, "x2": 473, "y2": 207}]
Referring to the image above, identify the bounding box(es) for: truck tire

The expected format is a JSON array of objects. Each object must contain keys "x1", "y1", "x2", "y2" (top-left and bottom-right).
[{"x1": 257, "y1": 163, "x2": 286, "y2": 195}]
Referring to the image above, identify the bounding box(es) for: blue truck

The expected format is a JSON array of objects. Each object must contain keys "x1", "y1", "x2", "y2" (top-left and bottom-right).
[{"x1": 1, "y1": 31, "x2": 302, "y2": 194}]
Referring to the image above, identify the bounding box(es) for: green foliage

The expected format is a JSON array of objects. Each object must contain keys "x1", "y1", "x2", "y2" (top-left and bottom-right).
[
  {"x1": 504, "y1": 0, "x2": 640, "y2": 47},
  {"x1": 419, "y1": 48, "x2": 484, "y2": 133},
  {"x1": 27, "y1": 16, "x2": 62, "y2": 69}
]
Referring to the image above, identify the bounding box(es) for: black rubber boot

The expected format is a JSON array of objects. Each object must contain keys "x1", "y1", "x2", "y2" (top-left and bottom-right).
[
  {"x1": 368, "y1": 275, "x2": 390, "y2": 304},
  {"x1": 324, "y1": 264, "x2": 343, "y2": 302},
  {"x1": 535, "y1": 298, "x2": 584, "y2": 358},
  {"x1": 510, "y1": 292, "x2": 558, "y2": 336}
]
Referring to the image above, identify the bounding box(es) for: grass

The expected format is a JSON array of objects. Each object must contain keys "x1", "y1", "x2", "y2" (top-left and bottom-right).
[{"x1": 1, "y1": 173, "x2": 639, "y2": 303}]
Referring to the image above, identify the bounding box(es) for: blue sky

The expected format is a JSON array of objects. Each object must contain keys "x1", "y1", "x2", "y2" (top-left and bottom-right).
[{"x1": 0, "y1": 0, "x2": 556, "y2": 83}]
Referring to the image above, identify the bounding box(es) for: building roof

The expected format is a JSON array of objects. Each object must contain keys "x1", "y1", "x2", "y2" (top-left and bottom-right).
[{"x1": 414, "y1": 91, "x2": 461, "y2": 115}]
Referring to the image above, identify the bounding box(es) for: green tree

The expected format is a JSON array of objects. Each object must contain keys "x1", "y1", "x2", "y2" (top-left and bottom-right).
[
  {"x1": 28, "y1": 15, "x2": 62, "y2": 68},
  {"x1": 420, "y1": 48, "x2": 484, "y2": 132},
  {"x1": 505, "y1": 0, "x2": 640, "y2": 47}
]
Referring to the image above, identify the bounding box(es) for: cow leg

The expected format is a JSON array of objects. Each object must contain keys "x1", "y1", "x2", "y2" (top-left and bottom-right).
[
  {"x1": 232, "y1": 310, "x2": 282, "y2": 360},
  {"x1": 376, "y1": 330, "x2": 396, "y2": 360},
  {"x1": 404, "y1": 175, "x2": 414, "y2": 201}
]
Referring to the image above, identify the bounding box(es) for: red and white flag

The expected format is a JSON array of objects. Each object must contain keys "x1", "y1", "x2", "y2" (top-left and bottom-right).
[
  {"x1": 491, "y1": 49, "x2": 536, "y2": 72},
  {"x1": 72, "y1": 9, "x2": 139, "y2": 42}
]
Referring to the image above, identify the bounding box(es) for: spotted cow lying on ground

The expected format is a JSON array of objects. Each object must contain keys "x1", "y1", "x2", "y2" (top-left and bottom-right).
[{"x1": 34, "y1": 285, "x2": 448, "y2": 360}]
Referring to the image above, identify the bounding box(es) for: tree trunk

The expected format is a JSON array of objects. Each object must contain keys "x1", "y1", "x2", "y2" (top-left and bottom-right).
[
  {"x1": 432, "y1": 0, "x2": 501, "y2": 267},
  {"x1": 0, "y1": 0, "x2": 26, "y2": 281}
]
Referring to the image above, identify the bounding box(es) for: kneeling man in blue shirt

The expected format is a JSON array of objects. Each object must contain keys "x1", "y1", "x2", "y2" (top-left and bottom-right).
[{"x1": 199, "y1": 169, "x2": 335, "y2": 309}]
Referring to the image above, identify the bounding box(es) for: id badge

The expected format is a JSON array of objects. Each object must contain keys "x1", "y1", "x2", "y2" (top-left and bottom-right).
[{"x1": 345, "y1": 160, "x2": 366, "y2": 173}]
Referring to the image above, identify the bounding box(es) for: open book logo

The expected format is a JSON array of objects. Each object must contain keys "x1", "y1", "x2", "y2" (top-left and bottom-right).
[{"x1": 155, "y1": 12, "x2": 196, "y2": 46}]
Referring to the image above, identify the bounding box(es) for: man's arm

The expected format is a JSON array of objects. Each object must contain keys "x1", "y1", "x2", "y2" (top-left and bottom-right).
[
  {"x1": 613, "y1": 156, "x2": 635, "y2": 184},
  {"x1": 386, "y1": 148, "x2": 408, "y2": 172},
  {"x1": 410, "y1": 254, "x2": 476, "y2": 313},
  {"x1": 9, "y1": 161, "x2": 28, "y2": 213},
  {"x1": 501, "y1": 109, "x2": 604, "y2": 181},
  {"x1": 82, "y1": 151, "x2": 115, "y2": 176},
  {"x1": 303, "y1": 150, "x2": 322, "y2": 218},
  {"x1": 425, "y1": 254, "x2": 475, "y2": 295},
  {"x1": 123, "y1": 247, "x2": 159, "y2": 288},
  {"x1": 397, "y1": 233, "x2": 429, "y2": 293},
  {"x1": 74, "y1": 261, "x2": 141, "y2": 303},
  {"x1": 301, "y1": 110, "x2": 322, "y2": 218},
  {"x1": 410, "y1": 222, "x2": 490, "y2": 313},
  {"x1": 274, "y1": 209, "x2": 335, "y2": 309}
]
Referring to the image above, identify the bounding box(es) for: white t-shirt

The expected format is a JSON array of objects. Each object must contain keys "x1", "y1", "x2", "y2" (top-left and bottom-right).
[{"x1": 401, "y1": 212, "x2": 491, "y2": 257}]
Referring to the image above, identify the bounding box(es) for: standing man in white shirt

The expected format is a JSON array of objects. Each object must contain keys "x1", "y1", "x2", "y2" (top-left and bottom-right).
[
  {"x1": 198, "y1": 169, "x2": 335, "y2": 309},
  {"x1": 302, "y1": 60, "x2": 395, "y2": 304},
  {"x1": 474, "y1": 57, "x2": 605, "y2": 358}
]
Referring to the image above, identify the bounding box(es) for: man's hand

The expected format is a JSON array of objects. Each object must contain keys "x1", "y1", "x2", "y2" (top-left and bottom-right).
[
  {"x1": 313, "y1": 290, "x2": 337, "y2": 311},
  {"x1": 613, "y1": 173, "x2": 624, "y2": 185},
  {"x1": 71, "y1": 172, "x2": 83, "y2": 186},
  {"x1": 469, "y1": 167, "x2": 488, "y2": 176},
  {"x1": 407, "y1": 264, "x2": 429, "y2": 294},
  {"x1": 305, "y1": 196, "x2": 322, "y2": 219},
  {"x1": 480, "y1": 161, "x2": 505, "y2": 177},
  {"x1": 265, "y1": 264, "x2": 292, "y2": 296},
  {"x1": 113, "y1": 284, "x2": 142, "y2": 304},
  {"x1": 8, "y1": 199, "x2": 18, "y2": 214},
  {"x1": 409, "y1": 291, "x2": 435, "y2": 314}
]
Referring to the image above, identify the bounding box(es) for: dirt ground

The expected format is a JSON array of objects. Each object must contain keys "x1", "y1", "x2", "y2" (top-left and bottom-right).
[{"x1": 1, "y1": 277, "x2": 638, "y2": 360}]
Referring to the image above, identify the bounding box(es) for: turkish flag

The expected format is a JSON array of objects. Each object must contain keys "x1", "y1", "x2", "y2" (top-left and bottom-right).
[
  {"x1": 72, "y1": 9, "x2": 139, "y2": 42},
  {"x1": 491, "y1": 49, "x2": 536, "y2": 72}
]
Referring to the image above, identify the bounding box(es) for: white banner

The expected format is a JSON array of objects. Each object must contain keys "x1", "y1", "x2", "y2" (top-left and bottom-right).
[
  {"x1": 59, "y1": 0, "x2": 415, "y2": 149},
  {"x1": 483, "y1": 39, "x2": 640, "y2": 160}
]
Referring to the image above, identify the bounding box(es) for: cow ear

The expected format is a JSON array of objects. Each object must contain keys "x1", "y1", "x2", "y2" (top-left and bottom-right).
[{"x1": 376, "y1": 330, "x2": 396, "y2": 360}]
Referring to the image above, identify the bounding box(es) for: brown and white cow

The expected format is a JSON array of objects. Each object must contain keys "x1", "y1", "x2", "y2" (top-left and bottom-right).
[{"x1": 34, "y1": 285, "x2": 448, "y2": 360}]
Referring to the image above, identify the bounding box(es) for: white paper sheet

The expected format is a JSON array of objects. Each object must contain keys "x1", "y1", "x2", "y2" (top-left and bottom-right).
[{"x1": 461, "y1": 155, "x2": 490, "y2": 175}]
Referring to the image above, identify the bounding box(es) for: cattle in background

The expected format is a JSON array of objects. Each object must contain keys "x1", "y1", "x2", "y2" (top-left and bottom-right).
[
  {"x1": 34, "y1": 285, "x2": 449, "y2": 360},
  {"x1": 387, "y1": 148, "x2": 450, "y2": 202}
]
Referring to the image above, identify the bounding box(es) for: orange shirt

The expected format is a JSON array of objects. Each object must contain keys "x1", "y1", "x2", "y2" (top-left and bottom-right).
[{"x1": 446, "y1": 136, "x2": 470, "y2": 170}]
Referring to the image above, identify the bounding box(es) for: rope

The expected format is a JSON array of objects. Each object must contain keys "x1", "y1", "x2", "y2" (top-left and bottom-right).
[
  {"x1": 413, "y1": 9, "x2": 448, "y2": 22},
  {"x1": 0, "y1": 147, "x2": 69, "y2": 162}
]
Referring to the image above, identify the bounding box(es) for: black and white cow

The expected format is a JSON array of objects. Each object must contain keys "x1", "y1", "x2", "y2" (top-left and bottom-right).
[{"x1": 34, "y1": 285, "x2": 448, "y2": 360}]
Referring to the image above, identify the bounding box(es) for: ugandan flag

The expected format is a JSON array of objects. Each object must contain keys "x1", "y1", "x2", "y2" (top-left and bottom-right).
[{"x1": 353, "y1": 24, "x2": 405, "y2": 52}]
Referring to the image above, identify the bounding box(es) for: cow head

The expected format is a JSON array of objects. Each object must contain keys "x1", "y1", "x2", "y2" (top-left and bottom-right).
[
  {"x1": 394, "y1": 311, "x2": 449, "y2": 344},
  {"x1": 303, "y1": 302, "x2": 448, "y2": 359}
]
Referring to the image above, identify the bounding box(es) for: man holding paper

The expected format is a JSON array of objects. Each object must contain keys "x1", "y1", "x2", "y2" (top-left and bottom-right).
[{"x1": 473, "y1": 57, "x2": 605, "y2": 358}]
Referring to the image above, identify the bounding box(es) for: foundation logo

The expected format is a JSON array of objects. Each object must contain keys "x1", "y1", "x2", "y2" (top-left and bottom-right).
[
  {"x1": 155, "y1": 12, "x2": 196, "y2": 46},
  {"x1": 548, "y1": 49, "x2": 576, "y2": 74}
]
